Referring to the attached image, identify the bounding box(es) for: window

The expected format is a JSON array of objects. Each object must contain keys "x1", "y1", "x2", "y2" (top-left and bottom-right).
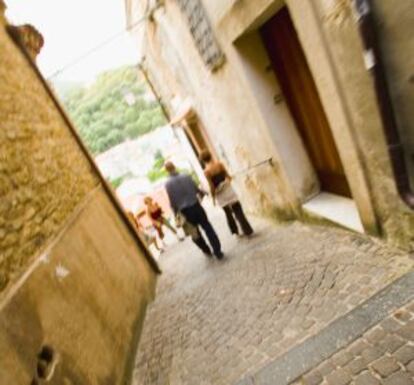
[{"x1": 175, "y1": 0, "x2": 225, "y2": 71}]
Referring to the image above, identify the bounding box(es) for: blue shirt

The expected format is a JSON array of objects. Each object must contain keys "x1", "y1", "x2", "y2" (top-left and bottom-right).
[{"x1": 165, "y1": 173, "x2": 199, "y2": 213}]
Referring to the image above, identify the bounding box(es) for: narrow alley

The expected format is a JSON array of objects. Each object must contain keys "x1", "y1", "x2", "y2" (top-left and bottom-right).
[
  {"x1": 2, "y1": 1, "x2": 414, "y2": 384},
  {"x1": 133, "y1": 208, "x2": 414, "y2": 385}
]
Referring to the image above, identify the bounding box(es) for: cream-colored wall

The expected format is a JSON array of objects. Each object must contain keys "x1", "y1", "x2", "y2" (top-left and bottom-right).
[
  {"x1": 234, "y1": 30, "x2": 319, "y2": 202},
  {"x1": 129, "y1": 0, "x2": 414, "y2": 246},
  {"x1": 0, "y1": 188, "x2": 156, "y2": 385},
  {"x1": 371, "y1": 1, "x2": 414, "y2": 188},
  {"x1": 287, "y1": 0, "x2": 414, "y2": 245},
  {"x1": 200, "y1": 0, "x2": 235, "y2": 23},
  {"x1": 284, "y1": 0, "x2": 379, "y2": 234},
  {"x1": 215, "y1": 0, "x2": 285, "y2": 42},
  {"x1": 216, "y1": 0, "x2": 414, "y2": 243},
  {"x1": 141, "y1": 1, "x2": 304, "y2": 218}
]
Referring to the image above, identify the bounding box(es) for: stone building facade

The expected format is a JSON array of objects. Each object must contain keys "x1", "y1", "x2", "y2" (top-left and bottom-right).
[
  {"x1": 0, "y1": 3, "x2": 157, "y2": 384},
  {"x1": 126, "y1": 0, "x2": 414, "y2": 248}
]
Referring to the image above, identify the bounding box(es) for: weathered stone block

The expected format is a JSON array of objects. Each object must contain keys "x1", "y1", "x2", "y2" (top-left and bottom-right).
[
  {"x1": 325, "y1": 368, "x2": 352, "y2": 385},
  {"x1": 345, "y1": 357, "x2": 367, "y2": 375},
  {"x1": 393, "y1": 344, "x2": 414, "y2": 365},
  {"x1": 354, "y1": 371, "x2": 381, "y2": 385},
  {"x1": 382, "y1": 371, "x2": 414, "y2": 385},
  {"x1": 370, "y1": 356, "x2": 400, "y2": 377}
]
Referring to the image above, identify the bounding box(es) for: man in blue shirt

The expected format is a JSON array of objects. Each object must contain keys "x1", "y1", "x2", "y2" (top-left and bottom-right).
[{"x1": 164, "y1": 161, "x2": 223, "y2": 259}]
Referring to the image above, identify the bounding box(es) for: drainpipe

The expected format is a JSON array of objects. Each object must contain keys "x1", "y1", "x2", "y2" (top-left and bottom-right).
[
  {"x1": 137, "y1": 61, "x2": 171, "y2": 121},
  {"x1": 352, "y1": 0, "x2": 414, "y2": 208}
]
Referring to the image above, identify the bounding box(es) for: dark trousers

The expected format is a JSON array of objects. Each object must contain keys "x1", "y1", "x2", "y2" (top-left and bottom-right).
[
  {"x1": 223, "y1": 201, "x2": 253, "y2": 236},
  {"x1": 181, "y1": 203, "x2": 222, "y2": 255}
]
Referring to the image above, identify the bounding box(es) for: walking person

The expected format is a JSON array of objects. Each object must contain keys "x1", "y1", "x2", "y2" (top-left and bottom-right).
[
  {"x1": 143, "y1": 196, "x2": 183, "y2": 246},
  {"x1": 164, "y1": 161, "x2": 224, "y2": 259},
  {"x1": 200, "y1": 150, "x2": 253, "y2": 237},
  {"x1": 127, "y1": 211, "x2": 164, "y2": 253}
]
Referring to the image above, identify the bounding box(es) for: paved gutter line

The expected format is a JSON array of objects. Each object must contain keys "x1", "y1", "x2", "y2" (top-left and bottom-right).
[{"x1": 236, "y1": 270, "x2": 414, "y2": 385}]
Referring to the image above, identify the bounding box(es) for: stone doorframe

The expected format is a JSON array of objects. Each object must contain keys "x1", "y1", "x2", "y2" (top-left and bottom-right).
[
  {"x1": 171, "y1": 105, "x2": 218, "y2": 162},
  {"x1": 217, "y1": 0, "x2": 380, "y2": 235}
]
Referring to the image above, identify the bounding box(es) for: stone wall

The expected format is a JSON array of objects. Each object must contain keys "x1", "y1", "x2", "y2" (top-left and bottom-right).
[
  {"x1": 0, "y1": 10, "x2": 157, "y2": 384},
  {"x1": 0, "y1": 188, "x2": 156, "y2": 385},
  {"x1": 0, "y1": 20, "x2": 99, "y2": 293}
]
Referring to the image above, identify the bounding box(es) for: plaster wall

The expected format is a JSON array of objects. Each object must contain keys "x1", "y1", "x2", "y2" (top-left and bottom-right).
[
  {"x1": 287, "y1": 0, "x2": 414, "y2": 245},
  {"x1": 371, "y1": 1, "x2": 414, "y2": 188},
  {"x1": 211, "y1": 0, "x2": 378, "y2": 231},
  {"x1": 210, "y1": 0, "x2": 413, "y2": 241},
  {"x1": 140, "y1": 0, "x2": 310, "y2": 218},
  {"x1": 234, "y1": 30, "x2": 319, "y2": 202},
  {"x1": 284, "y1": 0, "x2": 379, "y2": 234},
  {"x1": 129, "y1": 0, "x2": 414, "y2": 245},
  {"x1": 0, "y1": 188, "x2": 156, "y2": 385}
]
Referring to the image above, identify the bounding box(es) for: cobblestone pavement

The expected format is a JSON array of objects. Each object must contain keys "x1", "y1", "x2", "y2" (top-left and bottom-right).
[
  {"x1": 132, "y1": 208, "x2": 414, "y2": 385},
  {"x1": 291, "y1": 299, "x2": 414, "y2": 385}
]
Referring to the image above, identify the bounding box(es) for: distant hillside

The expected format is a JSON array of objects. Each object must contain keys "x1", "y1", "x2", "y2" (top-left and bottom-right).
[{"x1": 56, "y1": 66, "x2": 166, "y2": 154}]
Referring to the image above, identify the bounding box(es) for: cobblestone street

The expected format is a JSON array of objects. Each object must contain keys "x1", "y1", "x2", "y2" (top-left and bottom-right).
[
  {"x1": 133, "y1": 208, "x2": 414, "y2": 385},
  {"x1": 291, "y1": 298, "x2": 414, "y2": 385}
]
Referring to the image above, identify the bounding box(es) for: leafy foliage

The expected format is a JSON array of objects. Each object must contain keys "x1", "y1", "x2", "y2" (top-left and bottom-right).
[
  {"x1": 58, "y1": 66, "x2": 167, "y2": 154},
  {"x1": 147, "y1": 150, "x2": 169, "y2": 182},
  {"x1": 109, "y1": 174, "x2": 131, "y2": 189},
  {"x1": 146, "y1": 150, "x2": 199, "y2": 184}
]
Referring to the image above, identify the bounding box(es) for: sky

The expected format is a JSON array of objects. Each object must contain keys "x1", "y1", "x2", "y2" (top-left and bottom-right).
[{"x1": 5, "y1": 0, "x2": 141, "y2": 83}]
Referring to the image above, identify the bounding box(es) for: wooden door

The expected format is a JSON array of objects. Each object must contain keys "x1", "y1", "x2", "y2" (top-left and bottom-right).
[
  {"x1": 184, "y1": 118, "x2": 217, "y2": 163},
  {"x1": 261, "y1": 7, "x2": 351, "y2": 197}
]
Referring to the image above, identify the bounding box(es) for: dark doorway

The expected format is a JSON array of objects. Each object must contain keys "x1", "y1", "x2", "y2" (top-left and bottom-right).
[{"x1": 261, "y1": 7, "x2": 351, "y2": 197}]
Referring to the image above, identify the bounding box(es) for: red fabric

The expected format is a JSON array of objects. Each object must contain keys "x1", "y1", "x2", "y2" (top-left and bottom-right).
[{"x1": 121, "y1": 187, "x2": 172, "y2": 228}]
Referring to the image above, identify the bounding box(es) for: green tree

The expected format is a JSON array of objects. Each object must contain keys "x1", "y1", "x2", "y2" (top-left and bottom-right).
[
  {"x1": 147, "y1": 150, "x2": 168, "y2": 182},
  {"x1": 57, "y1": 66, "x2": 167, "y2": 154}
]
